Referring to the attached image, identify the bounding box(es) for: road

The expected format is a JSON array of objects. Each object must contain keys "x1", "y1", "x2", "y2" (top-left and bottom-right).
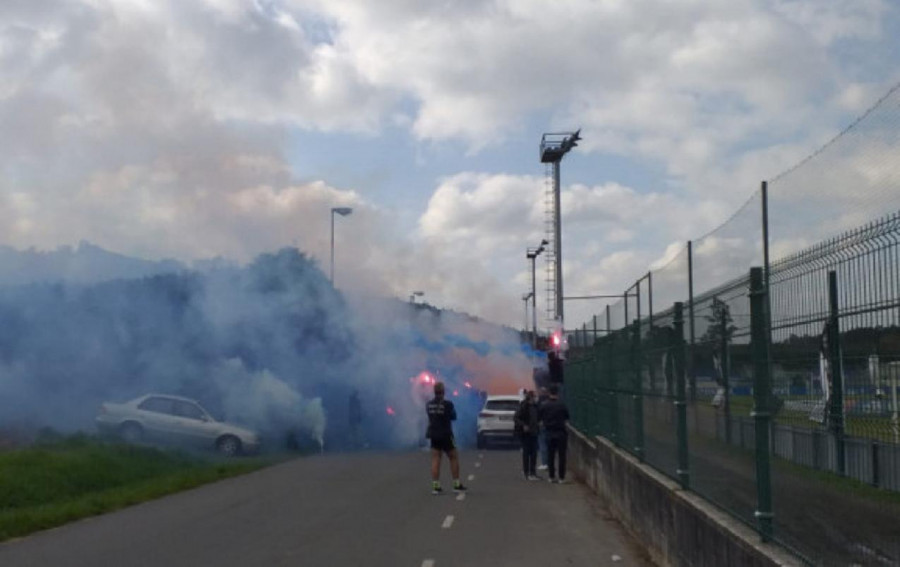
[{"x1": 0, "y1": 449, "x2": 652, "y2": 567}]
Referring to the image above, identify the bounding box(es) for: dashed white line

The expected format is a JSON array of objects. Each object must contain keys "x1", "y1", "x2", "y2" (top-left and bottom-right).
[
  {"x1": 422, "y1": 560, "x2": 435, "y2": 567},
  {"x1": 442, "y1": 515, "x2": 455, "y2": 529},
  {"x1": 456, "y1": 492, "x2": 466, "y2": 501},
  {"x1": 474, "y1": 462, "x2": 481, "y2": 468},
  {"x1": 467, "y1": 474, "x2": 475, "y2": 481},
  {"x1": 478, "y1": 453, "x2": 484, "y2": 459}
]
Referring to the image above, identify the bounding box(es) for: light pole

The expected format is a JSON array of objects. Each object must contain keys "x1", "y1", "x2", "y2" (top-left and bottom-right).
[
  {"x1": 410, "y1": 291, "x2": 424, "y2": 303},
  {"x1": 539, "y1": 130, "x2": 581, "y2": 324},
  {"x1": 522, "y1": 292, "x2": 533, "y2": 334},
  {"x1": 527, "y1": 239, "x2": 548, "y2": 349},
  {"x1": 330, "y1": 207, "x2": 353, "y2": 285}
]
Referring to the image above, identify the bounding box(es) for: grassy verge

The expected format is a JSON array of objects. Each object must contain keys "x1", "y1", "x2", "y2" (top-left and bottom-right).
[{"x1": 0, "y1": 435, "x2": 277, "y2": 542}]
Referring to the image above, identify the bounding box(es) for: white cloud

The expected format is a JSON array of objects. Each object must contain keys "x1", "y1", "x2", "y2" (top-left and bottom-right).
[{"x1": 0, "y1": 0, "x2": 898, "y2": 330}]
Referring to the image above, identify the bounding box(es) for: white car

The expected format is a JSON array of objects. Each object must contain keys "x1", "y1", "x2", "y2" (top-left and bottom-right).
[
  {"x1": 476, "y1": 395, "x2": 523, "y2": 449},
  {"x1": 96, "y1": 394, "x2": 260, "y2": 456}
]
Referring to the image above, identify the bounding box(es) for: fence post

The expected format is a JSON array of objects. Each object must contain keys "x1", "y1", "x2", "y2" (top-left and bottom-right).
[
  {"x1": 609, "y1": 329, "x2": 619, "y2": 446},
  {"x1": 633, "y1": 320, "x2": 645, "y2": 462},
  {"x1": 721, "y1": 305, "x2": 732, "y2": 445},
  {"x1": 827, "y1": 270, "x2": 846, "y2": 476},
  {"x1": 673, "y1": 301, "x2": 690, "y2": 488},
  {"x1": 872, "y1": 441, "x2": 880, "y2": 488},
  {"x1": 688, "y1": 241, "x2": 697, "y2": 401},
  {"x1": 750, "y1": 267, "x2": 774, "y2": 542}
]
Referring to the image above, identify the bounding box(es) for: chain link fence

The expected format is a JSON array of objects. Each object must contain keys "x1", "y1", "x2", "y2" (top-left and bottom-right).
[{"x1": 568, "y1": 82, "x2": 900, "y2": 566}]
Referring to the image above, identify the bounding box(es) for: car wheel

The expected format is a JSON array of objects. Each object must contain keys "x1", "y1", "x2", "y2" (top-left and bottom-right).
[
  {"x1": 476, "y1": 434, "x2": 486, "y2": 450},
  {"x1": 217, "y1": 435, "x2": 242, "y2": 457},
  {"x1": 119, "y1": 422, "x2": 143, "y2": 444}
]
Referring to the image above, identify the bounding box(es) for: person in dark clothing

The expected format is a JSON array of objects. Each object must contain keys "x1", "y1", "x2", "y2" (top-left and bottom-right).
[
  {"x1": 426, "y1": 381, "x2": 467, "y2": 495},
  {"x1": 536, "y1": 387, "x2": 550, "y2": 470},
  {"x1": 515, "y1": 390, "x2": 541, "y2": 480},
  {"x1": 348, "y1": 390, "x2": 363, "y2": 449},
  {"x1": 538, "y1": 383, "x2": 570, "y2": 483}
]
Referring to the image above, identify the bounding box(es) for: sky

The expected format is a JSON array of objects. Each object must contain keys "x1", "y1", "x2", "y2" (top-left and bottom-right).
[{"x1": 2, "y1": 0, "x2": 899, "y2": 331}]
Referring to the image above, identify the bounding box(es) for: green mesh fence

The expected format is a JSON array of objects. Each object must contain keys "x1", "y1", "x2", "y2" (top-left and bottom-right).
[{"x1": 567, "y1": 81, "x2": 900, "y2": 567}]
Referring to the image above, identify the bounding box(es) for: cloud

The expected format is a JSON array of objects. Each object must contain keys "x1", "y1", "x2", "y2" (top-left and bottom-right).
[{"x1": 1, "y1": 0, "x2": 898, "y2": 331}]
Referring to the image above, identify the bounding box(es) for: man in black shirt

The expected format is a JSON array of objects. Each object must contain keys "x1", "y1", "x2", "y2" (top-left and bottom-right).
[
  {"x1": 538, "y1": 384, "x2": 570, "y2": 483},
  {"x1": 515, "y1": 390, "x2": 540, "y2": 480},
  {"x1": 426, "y1": 381, "x2": 467, "y2": 495}
]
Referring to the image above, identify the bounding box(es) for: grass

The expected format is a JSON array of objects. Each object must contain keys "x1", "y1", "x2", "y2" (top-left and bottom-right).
[
  {"x1": 725, "y1": 395, "x2": 900, "y2": 442},
  {"x1": 0, "y1": 434, "x2": 277, "y2": 542}
]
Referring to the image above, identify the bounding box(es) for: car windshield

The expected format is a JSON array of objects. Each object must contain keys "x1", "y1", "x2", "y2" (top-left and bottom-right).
[{"x1": 485, "y1": 400, "x2": 519, "y2": 412}]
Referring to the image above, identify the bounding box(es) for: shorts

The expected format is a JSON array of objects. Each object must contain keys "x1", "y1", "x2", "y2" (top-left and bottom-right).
[{"x1": 430, "y1": 435, "x2": 456, "y2": 453}]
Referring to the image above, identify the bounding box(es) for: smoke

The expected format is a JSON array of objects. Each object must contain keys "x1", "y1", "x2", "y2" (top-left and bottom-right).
[{"x1": 0, "y1": 246, "x2": 533, "y2": 450}]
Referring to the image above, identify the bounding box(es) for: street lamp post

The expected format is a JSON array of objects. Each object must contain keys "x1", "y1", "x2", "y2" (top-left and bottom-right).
[
  {"x1": 330, "y1": 207, "x2": 353, "y2": 285},
  {"x1": 522, "y1": 292, "x2": 533, "y2": 334},
  {"x1": 526, "y1": 239, "x2": 548, "y2": 349}
]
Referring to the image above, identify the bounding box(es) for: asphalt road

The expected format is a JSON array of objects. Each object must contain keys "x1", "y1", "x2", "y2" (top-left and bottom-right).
[{"x1": 0, "y1": 449, "x2": 653, "y2": 567}]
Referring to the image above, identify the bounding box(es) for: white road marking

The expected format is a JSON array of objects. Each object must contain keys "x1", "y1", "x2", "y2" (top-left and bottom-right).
[
  {"x1": 474, "y1": 462, "x2": 481, "y2": 468},
  {"x1": 442, "y1": 515, "x2": 455, "y2": 529},
  {"x1": 456, "y1": 492, "x2": 466, "y2": 501},
  {"x1": 478, "y1": 453, "x2": 484, "y2": 459},
  {"x1": 422, "y1": 560, "x2": 435, "y2": 567},
  {"x1": 467, "y1": 474, "x2": 475, "y2": 481}
]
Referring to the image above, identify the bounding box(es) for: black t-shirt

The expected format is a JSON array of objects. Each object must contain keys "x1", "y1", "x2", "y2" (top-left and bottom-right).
[
  {"x1": 426, "y1": 397, "x2": 456, "y2": 439},
  {"x1": 538, "y1": 398, "x2": 570, "y2": 434}
]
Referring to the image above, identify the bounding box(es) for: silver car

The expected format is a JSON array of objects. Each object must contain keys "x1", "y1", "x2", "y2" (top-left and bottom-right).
[{"x1": 96, "y1": 394, "x2": 260, "y2": 456}]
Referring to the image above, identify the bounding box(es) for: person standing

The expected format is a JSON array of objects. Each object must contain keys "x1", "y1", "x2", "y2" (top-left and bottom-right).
[
  {"x1": 426, "y1": 381, "x2": 467, "y2": 495},
  {"x1": 348, "y1": 389, "x2": 363, "y2": 449},
  {"x1": 536, "y1": 387, "x2": 550, "y2": 470},
  {"x1": 538, "y1": 384, "x2": 570, "y2": 483},
  {"x1": 515, "y1": 390, "x2": 541, "y2": 480}
]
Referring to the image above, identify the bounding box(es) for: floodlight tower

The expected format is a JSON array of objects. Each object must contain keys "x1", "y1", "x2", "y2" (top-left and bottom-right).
[{"x1": 539, "y1": 129, "x2": 581, "y2": 326}]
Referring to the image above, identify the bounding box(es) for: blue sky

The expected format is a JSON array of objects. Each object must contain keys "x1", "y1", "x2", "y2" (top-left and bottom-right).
[{"x1": 1, "y1": 0, "x2": 899, "y2": 329}]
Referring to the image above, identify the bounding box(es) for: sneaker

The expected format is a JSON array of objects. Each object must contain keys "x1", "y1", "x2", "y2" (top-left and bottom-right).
[
  {"x1": 548, "y1": 477, "x2": 557, "y2": 483},
  {"x1": 453, "y1": 483, "x2": 468, "y2": 493},
  {"x1": 432, "y1": 486, "x2": 444, "y2": 495},
  {"x1": 528, "y1": 475, "x2": 542, "y2": 481},
  {"x1": 538, "y1": 464, "x2": 548, "y2": 471},
  {"x1": 557, "y1": 478, "x2": 568, "y2": 484}
]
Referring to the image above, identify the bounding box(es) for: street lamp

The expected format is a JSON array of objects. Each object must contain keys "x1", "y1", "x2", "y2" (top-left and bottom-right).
[
  {"x1": 410, "y1": 291, "x2": 425, "y2": 303},
  {"x1": 526, "y1": 239, "x2": 548, "y2": 348},
  {"x1": 330, "y1": 207, "x2": 353, "y2": 285},
  {"x1": 522, "y1": 292, "x2": 533, "y2": 334}
]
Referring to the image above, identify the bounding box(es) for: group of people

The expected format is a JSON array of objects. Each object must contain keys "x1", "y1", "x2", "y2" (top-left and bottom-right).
[
  {"x1": 425, "y1": 379, "x2": 570, "y2": 494},
  {"x1": 514, "y1": 385, "x2": 569, "y2": 483}
]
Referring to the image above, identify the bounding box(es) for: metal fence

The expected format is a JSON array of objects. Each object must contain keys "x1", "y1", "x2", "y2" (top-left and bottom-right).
[{"x1": 567, "y1": 83, "x2": 900, "y2": 567}]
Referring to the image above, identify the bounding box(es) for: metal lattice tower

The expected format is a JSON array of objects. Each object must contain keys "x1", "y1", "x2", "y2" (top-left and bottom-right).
[
  {"x1": 543, "y1": 162, "x2": 557, "y2": 325},
  {"x1": 539, "y1": 130, "x2": 581, "y2": 328}
]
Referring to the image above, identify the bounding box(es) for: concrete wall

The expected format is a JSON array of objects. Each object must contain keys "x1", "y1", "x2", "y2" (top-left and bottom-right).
[{"x1": 568, "y1": 427, "x2": 800, "y2": 567}]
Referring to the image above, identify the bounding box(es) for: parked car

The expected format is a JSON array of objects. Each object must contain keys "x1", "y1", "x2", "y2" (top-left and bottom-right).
[
  {"x1": 96, "y1": 394, "x2": 260, "y2": 456},
  {"x1": 476, "y1": 394, "x2": 522, "y2": 449}
]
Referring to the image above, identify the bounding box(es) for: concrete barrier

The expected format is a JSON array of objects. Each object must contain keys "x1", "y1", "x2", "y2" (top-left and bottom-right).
[{"x1": 568, "y1": 426, "x2": 800, "y2": 567}]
